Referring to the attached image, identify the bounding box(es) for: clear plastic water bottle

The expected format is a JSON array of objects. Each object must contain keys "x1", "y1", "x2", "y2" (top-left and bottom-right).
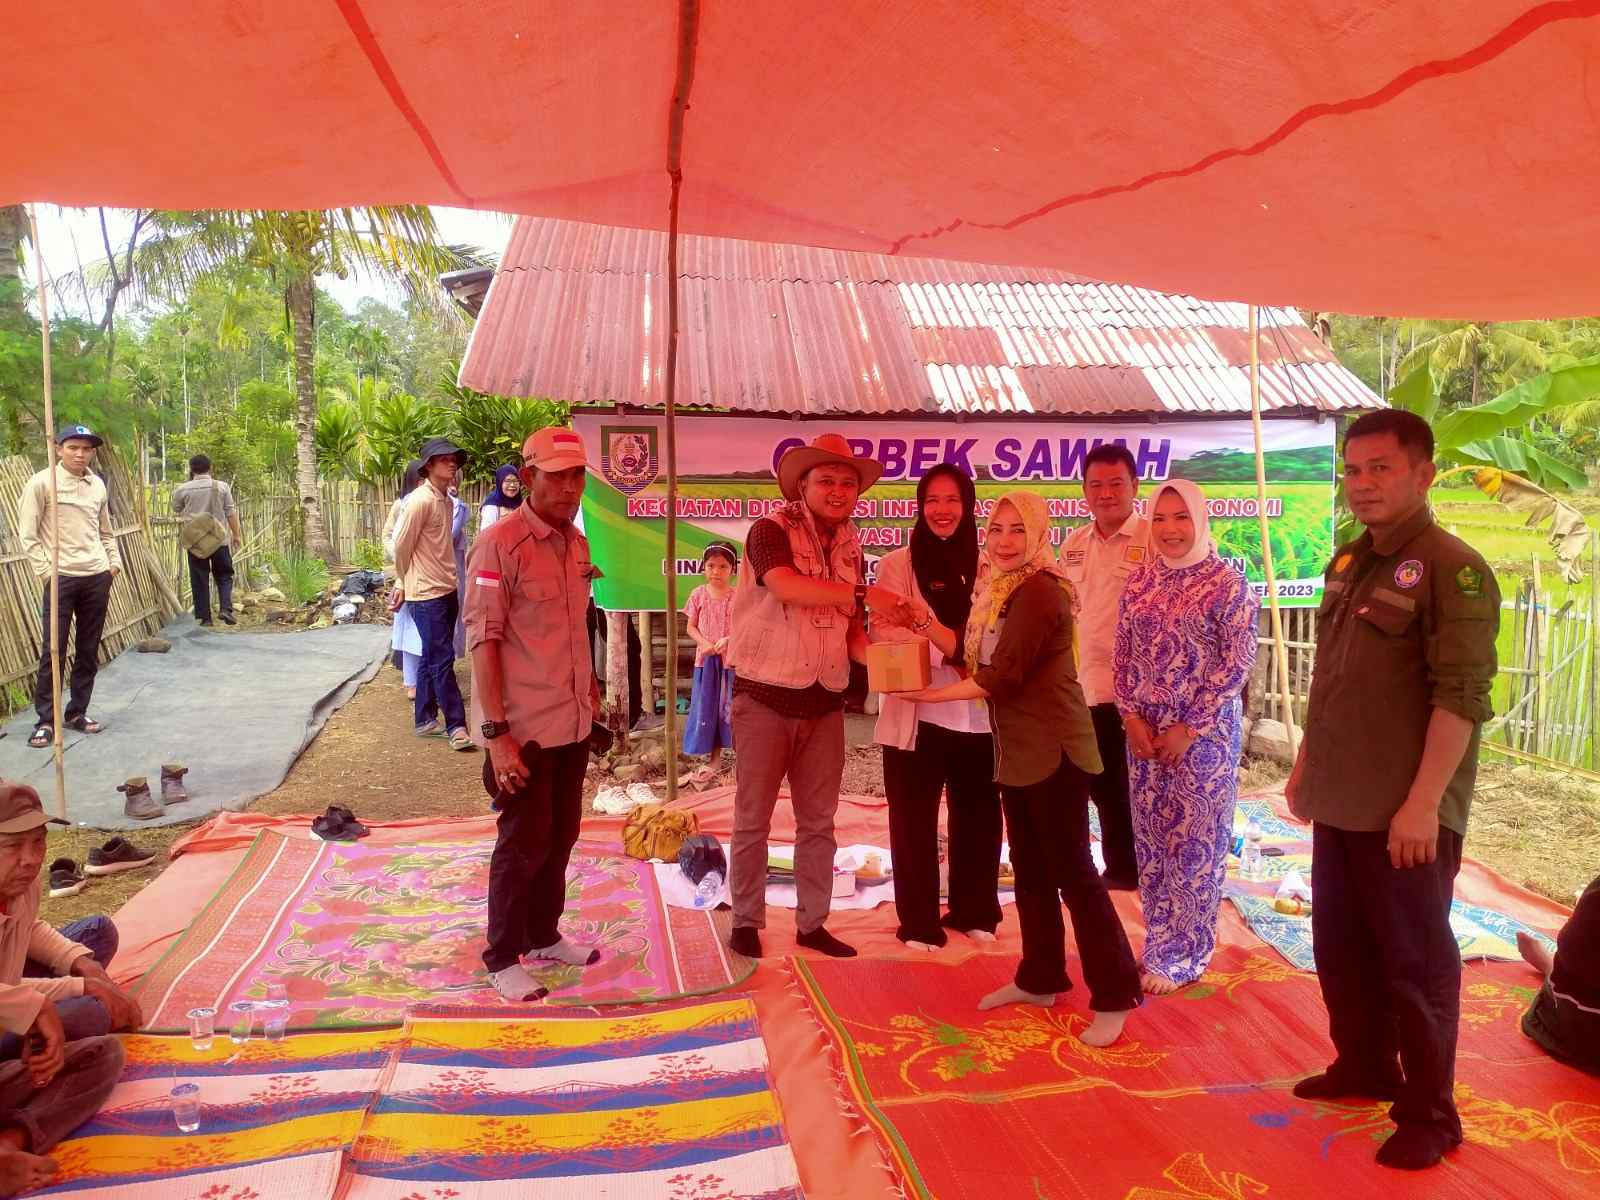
[
  {"x1": 693, "y1": 869, "x2": 724, "y2": 910},
  {"x1": 1241, "y1": 818, "x2": 1264, "y2": 880}
]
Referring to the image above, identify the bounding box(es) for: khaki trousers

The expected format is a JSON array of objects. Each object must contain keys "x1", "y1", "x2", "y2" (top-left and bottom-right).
[{"x1": 729, "y1": 693, "x2": 845, "y2": 935}]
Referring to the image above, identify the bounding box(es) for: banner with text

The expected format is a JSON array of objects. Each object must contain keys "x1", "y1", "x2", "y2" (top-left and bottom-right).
[{"x1": 573, "y1": 414, "x2": 1337, "y2": 611}]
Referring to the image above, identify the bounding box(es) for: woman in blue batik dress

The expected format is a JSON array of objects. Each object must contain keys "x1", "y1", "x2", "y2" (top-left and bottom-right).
[{"x1": 1114, "y1": 479, "x2": 1258, "y2": 995}]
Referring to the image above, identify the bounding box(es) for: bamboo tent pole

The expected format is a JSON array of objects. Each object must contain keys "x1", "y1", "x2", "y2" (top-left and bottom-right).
[
  {"x1": 1249, "y1": 305, "x2": 1300, "y2": 756},
  {"x1": 27, "y1": 205, "x2": 67, "y2": 820},
  {"x1": 659, "y1": 0, "x2": 701, "y2": 804}
]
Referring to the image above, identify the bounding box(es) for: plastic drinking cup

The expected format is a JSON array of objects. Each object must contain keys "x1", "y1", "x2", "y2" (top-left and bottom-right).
[
  {"x1": 262, "y1": 999, "x2": 289, "y2": 1042},
  {"x1": 171, "y1": 1083, "x2": 201, "y2": 1133},
  {"x1": 229, "y1": 1000, "x2": 255, "y2": 1045},
  {"x1": 265, "y1": 981, "x2": 288, "y2": 1005},
  {"x1": 186, "y1": 1007, "x2": 216, "y2": 1052}
]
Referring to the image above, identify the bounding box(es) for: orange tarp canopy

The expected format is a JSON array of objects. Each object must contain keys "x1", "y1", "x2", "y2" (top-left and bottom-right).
[{"x1": 8, "y1": 2, "x2": 1600, "y2": 318}]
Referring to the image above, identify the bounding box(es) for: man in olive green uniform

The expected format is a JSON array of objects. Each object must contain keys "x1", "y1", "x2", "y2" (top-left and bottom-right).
[{"x1": 1286, "y1": 410, "x2": 1498, "y2": 1172}]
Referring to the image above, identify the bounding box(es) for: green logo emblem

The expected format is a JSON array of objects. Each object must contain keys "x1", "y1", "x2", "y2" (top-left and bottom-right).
[{"x1": 1456, "y1": 565, "x2": 1484, "y2": 597}]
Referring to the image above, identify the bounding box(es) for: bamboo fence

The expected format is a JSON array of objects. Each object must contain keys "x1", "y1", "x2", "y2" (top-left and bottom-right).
[{"x1": 0, "y1": 448, "x2": 181, "y2": 700}]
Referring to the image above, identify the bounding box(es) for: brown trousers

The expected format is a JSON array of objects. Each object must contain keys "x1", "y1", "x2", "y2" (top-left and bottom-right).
[{"x1": 729, "y1": 693, "x2": 846, "y2": 935}]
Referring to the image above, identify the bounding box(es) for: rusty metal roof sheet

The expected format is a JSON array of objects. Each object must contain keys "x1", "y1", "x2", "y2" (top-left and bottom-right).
[{"x1": 461, "y1": 216, "x2": 1383, "y2": 416}]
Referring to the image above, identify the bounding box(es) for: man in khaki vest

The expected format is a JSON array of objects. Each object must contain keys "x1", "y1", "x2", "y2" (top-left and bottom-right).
[{"x1": 725, "y1": 435, "x2": 908, "y2": 960}]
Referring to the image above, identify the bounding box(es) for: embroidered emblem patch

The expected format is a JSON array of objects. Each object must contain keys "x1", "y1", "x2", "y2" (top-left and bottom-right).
[
  {"x1": 1333, "y1": 553, "x2": 1353, "y2": 574},
  {"x1": 1125, "y1": 546, "x2": 1146, "y2": 563},
  {"x1": 1456, "y1": 565, "x2": 1485, "y2": 597},
  {"x1": 1064, "y1": 549, "x2": 1086, "y2": 565},
  {"x1": 1393, "y1": 559, "x2": 1423, "y2": 589}
]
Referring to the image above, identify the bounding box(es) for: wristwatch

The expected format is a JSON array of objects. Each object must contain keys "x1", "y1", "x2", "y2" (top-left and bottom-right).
[
  {"x1": 480, "y1": 719, "x2": 511, "y2": 740},
  {"x1": 854, "y1": 583, "x2": 868, "y2": 611}
]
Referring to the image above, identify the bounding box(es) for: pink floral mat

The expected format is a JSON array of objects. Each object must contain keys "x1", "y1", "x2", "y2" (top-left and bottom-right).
[{"x1": 134, "y1": 831, "x2": 753, "y2": 1030}]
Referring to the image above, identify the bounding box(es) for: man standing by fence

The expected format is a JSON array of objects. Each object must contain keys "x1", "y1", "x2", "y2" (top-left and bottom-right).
[
  {"x1": 1287, "y1": 409, "x2": 1499, "y2": 1172},
  {"x1": 170, "y1": 454, "x2": 243, "y2": 627},
  {"x1": 392, "y1": 437, "x2": 475, "y2": 753},
  {"x1": 18, "y1": 426, "x2": 121, "y2": 749}
]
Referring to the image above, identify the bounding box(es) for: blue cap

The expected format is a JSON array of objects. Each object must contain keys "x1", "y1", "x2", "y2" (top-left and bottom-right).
[{"x1": 55, "y1": 424, "x2": 102, "y2": 447}]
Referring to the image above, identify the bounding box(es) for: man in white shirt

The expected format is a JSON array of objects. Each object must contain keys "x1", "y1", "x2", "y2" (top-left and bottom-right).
[{"x1": 1058, "y1": 444, "x2": 1151, "y2": 890}]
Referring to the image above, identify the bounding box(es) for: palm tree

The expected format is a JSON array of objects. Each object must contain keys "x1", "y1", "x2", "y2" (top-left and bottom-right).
[
  {"x1": 1394, "y1": 320, "x2": 1549, "y2": 407},
  {"x1": 79, "y1": 209, "x2": 481, "y2": 563}
]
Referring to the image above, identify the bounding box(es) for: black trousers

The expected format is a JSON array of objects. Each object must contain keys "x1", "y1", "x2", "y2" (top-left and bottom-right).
[
  {"x1": 187, "y1": 544, "x2": 235, "y2": 623},
  {"x1": 33, "y1": 572, "x2": 113, "y2": 726},
  {"x1": 1311, "y1": 822, "x2": 1465, "y2": 1140},
  {"x1": 1087, "y1": 704, "x2": 1138, "y2": 885},
  {"x1": 481, "y1": 739, "x2": 588, "y2": 973},
  {"x1": 1002, "y1": 757, "x2": 1142, "y2": 1010},
  {"x1": 882, "y1": 724, "x2": 1002, "y2": 945}
]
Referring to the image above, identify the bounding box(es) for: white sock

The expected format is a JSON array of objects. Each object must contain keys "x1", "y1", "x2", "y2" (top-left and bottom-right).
[
  {"x1": 963, "y1": 929, "x2": 998, "y2": 943},
  {"x1": 904, "y1": 939, "x2": 941, "y2": 953},
  {"x1": 490, "y1": 963, "x2": 546, "y2": 1002},
  {"x1": 530, "y1": 937, "x2": 600, "y2": 966},
  {"x1": 1081, "y1": 1009, "x2": 1131, "y2": 1047},
  {"x1": 978, "y1": 983, "x2": 1056, "y2": 1011}
]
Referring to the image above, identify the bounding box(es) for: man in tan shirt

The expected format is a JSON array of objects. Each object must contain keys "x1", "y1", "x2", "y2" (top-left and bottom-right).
[
  {"x1": 17, "y1": 426, "x2": 122, "y2": 748},
  {"x1": 392, "y1": 437, "x2": 474, "y2": 751},
  {"x1": 466, "y1": 426, "x2": 603, "y2": 1002},
  {"x1": 170, "y1": 453, "x2": 243, "y2": 627},
  {"x1": 0, "y1": 781, "x2": 129, "y2": 1191}
]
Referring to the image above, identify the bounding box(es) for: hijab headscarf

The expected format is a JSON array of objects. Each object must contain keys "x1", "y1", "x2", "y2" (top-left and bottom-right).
[
  {"x1": 964, "y1": 490, "x2": 1071, "y2": 669},
  {"x1": 910, "y1": 463, "x2": 980, "y2": 638},
  {"x1": 400, "y1": 459, "x2": 423, "y2": 496},
  {"x1": 483, "y1": 464, "x2": 523, "y2": 514},
  {"x1": 1150, "y1": 479, "x2": 1215, "y2": 569}
]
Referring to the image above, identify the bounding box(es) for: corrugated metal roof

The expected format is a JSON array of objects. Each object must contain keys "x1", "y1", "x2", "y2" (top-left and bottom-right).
[{"x1": 462, "y1": 216, "x2": 1383, "y2": 416}]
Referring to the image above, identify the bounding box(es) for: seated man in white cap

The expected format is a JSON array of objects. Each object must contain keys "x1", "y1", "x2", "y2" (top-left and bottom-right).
[
  {"x1": 726, "y1": 434, "x2": 910, "y2": 959},
  {"x1": 0, "y1": 780, "x2": 128, "y2": 1197}
]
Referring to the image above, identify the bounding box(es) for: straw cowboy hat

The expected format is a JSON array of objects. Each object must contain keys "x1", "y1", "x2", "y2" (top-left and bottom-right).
[{"x1": 775, "y1": 433, "x2": 885, "y2": 501}]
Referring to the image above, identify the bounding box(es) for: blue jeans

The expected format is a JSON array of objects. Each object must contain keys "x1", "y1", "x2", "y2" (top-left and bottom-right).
[
  {"x1": 0, "y1": 916, "x2": 120, "y2": 1058},
  {"x1": 410, "y1": 592, "x2": 465, "y2": 733}
]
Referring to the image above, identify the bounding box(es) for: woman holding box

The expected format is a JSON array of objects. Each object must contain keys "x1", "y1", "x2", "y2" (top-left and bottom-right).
[
  {"x1": 903, "y1": 491, "x2": 1141, "y2": 1046},
  {"x1": 872, "y1": 464, "x2": 1002, "y2": 950}
]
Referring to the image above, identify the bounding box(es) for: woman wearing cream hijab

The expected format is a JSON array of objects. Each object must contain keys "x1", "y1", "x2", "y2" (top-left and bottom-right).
[
  {"x1": 905, "y1": 491, "x2": 1142, "y2": 1047},
  {"x1": 1113, "y1": 480, "x2": 1258, "y2": 994}
]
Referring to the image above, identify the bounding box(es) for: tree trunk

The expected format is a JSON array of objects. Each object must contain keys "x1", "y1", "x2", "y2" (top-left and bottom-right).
[{"x1": 287, "y1": 271, "x2": 337, "y2": 563}]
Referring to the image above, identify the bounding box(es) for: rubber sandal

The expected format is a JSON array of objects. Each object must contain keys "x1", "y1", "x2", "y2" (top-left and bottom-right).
[
  {"x1": 64, "y1": 716, "x2": 105, "y2": 734},
  {"x1": 28, "y1": 726, "x2": 52, "y2": 748},
  {"x1": 448, "y1": 728, "x2": 477, "y2": 752}
]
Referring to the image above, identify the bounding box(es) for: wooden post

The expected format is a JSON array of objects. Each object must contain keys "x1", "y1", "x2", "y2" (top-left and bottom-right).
[
  {"x1": 27, "y1": 205, "x2": 67, "y2": 820},
  {"x1": 638, "y1": 612, "x2": 656, "y2": 720},
  {"x1": 605, "y1": 610, "x2": 630, "y2": 752},
  {"x1": 1248, "y1": 305, "x2": 1300, "y2": 757}
]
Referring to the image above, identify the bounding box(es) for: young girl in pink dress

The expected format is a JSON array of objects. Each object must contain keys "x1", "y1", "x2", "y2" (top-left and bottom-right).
[{"x1": 683, "y1": 544, "x2": 737, "y2": 785}]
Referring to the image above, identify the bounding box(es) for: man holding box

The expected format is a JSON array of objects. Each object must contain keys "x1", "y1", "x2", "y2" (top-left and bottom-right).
[{"x1": 725, "y1": 435, "x2": 909, "y2": 960}]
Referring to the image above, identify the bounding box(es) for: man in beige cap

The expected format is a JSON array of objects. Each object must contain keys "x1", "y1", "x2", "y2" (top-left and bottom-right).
[
  {"x1": 0, "y1": 781, "x2": 128, "y2": 1195},
  {"x1": 466, "y1": 426, "x2": 605, "y2": 1003},
  {"x1": 726, "y1": 434, "x2": 909, "y2": 960}
]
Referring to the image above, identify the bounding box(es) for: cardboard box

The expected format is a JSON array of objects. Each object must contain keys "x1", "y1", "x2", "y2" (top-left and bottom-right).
[{"x1": 866, "y1": 638, "x2": 932, "y2": 694}]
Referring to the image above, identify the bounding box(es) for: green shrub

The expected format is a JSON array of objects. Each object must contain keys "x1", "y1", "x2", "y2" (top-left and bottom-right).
[
  {"x1": 352, "y1": 539, "x2": 385, "y2": 571},
  {"x1": 269, "y1": 553, "x2": 331, "y2": 605}
]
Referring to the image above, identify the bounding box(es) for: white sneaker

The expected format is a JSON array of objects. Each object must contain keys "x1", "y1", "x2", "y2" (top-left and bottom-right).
[
  {"x1": 490, "y1": 963, "x2": 547, "y2": 1002},
  {"x1": 593, "y1": 786, "x2": 639, "y2": 815},
  {"x1": 625, "y1": 782, "x2": 658, "y2": 807}
]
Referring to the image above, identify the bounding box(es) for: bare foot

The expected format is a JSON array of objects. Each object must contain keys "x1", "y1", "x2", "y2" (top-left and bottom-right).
[
  {"x1": 1517, "y1": 930, "x2": 1555, "y2": 978},
  {"x1": 0, "y1": 1149, "x2": 57, "y2": 1197},
  {"x1": 978, "y1": 983, "x2": 1055, "y2": 1011},
  {"x1": 1141, "y1": 971, "x2": 1179, "y2": 996},
  {"x1": 962, "y1": 929, "x2": 998, "y2": 944},
  {"x1": 1081, "y1": 1009, "x2": 1131, "y2": 1047}
]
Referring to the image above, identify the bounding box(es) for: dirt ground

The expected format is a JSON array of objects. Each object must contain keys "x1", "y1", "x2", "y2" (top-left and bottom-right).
[{"x1": 38, "y1": 674, "x2": 1598, "y2": 927}]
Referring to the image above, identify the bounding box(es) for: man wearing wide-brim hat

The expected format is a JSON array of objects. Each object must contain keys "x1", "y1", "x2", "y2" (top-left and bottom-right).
[
  {"x1": 0, "y1": 780, "x2": 128, "y2": 1192},
  {"x1": 725, "y1": 434, "x2": 911, "y2": 960},
  {"x1": 18, "y1": 425, "x2": 121, "y2": 749},
  {"x1": 392, "y1": 437, "x2": 476, "y2": 751}
]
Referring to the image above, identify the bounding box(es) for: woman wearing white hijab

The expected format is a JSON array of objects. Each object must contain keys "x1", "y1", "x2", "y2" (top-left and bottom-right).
[
  {"x1": 1113, "y1": 479, "x2": 1258, "y2": 994},
  {"x1": 903, "y1": 490, "x2": 1142, "y2": 1047}
]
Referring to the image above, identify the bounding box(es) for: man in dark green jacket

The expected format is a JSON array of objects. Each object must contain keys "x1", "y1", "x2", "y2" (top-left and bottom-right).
[{"x1": 1287, "y1": 409, "x2": 1499, "y2": 1172}]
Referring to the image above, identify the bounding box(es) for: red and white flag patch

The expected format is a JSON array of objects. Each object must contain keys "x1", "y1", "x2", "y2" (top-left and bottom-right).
[{"x1": 473, "y1": 570, "x2": 503, "y2": 589}]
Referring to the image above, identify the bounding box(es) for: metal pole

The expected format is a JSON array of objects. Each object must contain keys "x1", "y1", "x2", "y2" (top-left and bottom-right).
[
  {"x1": 1249, "y1": 305, "x2": 1300, "y2": 753},
  {"x1": 661, "y1": 0, "x2": 701, "y2": 804},
  {"x1": 27, "y1": 205, "x2": 67, "y2": 820}
]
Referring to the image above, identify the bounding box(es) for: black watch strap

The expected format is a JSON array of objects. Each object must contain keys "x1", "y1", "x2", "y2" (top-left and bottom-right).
[
  {"x1": 854, "y1": 583, "x2": 867, "y2": 610},
  {"x1": 481, "y1": 720, "x2": 511, "y2": 740}
]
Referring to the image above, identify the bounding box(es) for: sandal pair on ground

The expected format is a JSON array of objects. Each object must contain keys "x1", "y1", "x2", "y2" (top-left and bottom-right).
[
  {"x1": 49, "y1": 837, "x2": 157, "y2": 897},
  {"x1": 27, "y1": 715, "x2": 105, "y2": 748},
  {"x1": 414, "y1": 720, "x2": 475, "y2": 752},
  {"x1": 310, "y1": 805, "x2": 370, "y2": 843}
]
